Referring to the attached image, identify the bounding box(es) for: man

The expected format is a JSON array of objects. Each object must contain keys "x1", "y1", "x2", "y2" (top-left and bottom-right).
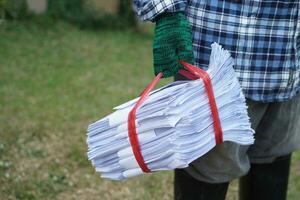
[{"x1": 133, "y1": 1, "x2": 300, "y2": 200}]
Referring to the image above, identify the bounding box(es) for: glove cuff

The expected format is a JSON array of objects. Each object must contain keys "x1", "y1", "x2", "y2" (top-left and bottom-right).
[{"x1": 155, "y1": 12, "x2": 187, "y2": 26}]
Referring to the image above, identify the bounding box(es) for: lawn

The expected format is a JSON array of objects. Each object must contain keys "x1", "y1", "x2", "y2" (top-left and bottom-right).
[{"x1": 0, "y1": 21, "x2": 299, "y2": 200}]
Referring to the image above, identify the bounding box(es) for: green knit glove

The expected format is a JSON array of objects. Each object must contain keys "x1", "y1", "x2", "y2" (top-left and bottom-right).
[{"x1": 153, "y1": 12, "x2": 195, "y2": 78}]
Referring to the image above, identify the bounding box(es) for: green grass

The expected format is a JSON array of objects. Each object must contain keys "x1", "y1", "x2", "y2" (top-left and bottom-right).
[{"x1": 0, "y1": 21, "x2": 299, "y2": 200}]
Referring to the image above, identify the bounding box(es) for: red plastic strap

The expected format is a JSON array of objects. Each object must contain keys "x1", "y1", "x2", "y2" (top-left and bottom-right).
[
  {"x1": 127, "y1": 62, "x2": 223, "y2": 173},
  {"x1": 178, "y1": 69, "x2": 199, "y2": 80},
  {"x1": 127, "y1": 72, "x2": 163, "y2": 173},
  {"x1": 179, "y1": 60, "x2": 223, "y2": 144}
]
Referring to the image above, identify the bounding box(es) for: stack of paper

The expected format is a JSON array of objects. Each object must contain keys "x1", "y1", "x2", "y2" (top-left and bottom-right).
[{"x1": 87, "y1": 43, "x2": 255, "y2": 180}]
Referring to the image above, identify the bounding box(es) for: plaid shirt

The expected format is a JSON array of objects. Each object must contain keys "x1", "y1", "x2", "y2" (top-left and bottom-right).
[{"x1": 133, "y1": 0, "x2": 300, "y2": 102}]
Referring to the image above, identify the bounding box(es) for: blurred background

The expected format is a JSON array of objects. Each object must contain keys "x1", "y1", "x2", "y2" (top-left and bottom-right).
[{"x1": 0, "y1": 1, "x2": 299, "y2": 200}]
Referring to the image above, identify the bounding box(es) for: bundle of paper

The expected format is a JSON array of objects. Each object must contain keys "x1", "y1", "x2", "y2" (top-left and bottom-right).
[{"x1": 86, "y1": 43, "x2": 255, "y2": 180}]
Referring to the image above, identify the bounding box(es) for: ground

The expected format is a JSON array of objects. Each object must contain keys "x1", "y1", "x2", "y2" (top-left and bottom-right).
[{"x1": 0, "y1": 21, "x2": 299, "y2": 200}]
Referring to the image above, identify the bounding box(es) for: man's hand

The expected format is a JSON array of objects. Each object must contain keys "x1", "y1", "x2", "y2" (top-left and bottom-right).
[{"x1": 153, "y1": 12, "x2": 195, "y2": 78}]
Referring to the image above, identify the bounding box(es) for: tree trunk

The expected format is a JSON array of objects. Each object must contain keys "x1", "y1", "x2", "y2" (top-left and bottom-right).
[{"x1": 118, "y1": 0, "x2": 136, "y2": 27}]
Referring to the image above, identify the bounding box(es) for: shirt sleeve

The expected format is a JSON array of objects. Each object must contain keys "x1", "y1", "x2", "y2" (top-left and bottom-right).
[{"x1": 133, "y1": 0, "x2": 187, "y2": 21}]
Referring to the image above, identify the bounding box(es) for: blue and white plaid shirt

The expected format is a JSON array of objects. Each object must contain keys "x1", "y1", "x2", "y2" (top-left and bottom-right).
[{"x1": 133, "y1": 0, "x2": 300, "y2": 102}]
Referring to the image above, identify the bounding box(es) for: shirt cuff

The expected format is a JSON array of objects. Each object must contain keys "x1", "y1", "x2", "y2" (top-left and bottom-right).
[{"x1": 133, "y1": 0, "x2": 187, "y2": 22}]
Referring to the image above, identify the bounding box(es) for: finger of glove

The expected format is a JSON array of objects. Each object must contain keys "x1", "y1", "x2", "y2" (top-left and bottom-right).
[
  {"x1": 177, "y1": 45, "x2": 195, "y2": 66},
  {"x1": 175, "y1": 32, "x2": 195, "y2": 65},
  {"x1": 153, "y1": 45, "x2": 180, "y2": 78},
  {"x1": 176, "y1": 34, "x2": 195, "y2": 65}
]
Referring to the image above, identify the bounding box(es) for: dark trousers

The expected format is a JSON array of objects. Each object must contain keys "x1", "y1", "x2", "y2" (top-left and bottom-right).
[{"x1": 174, "y1": 154, "x2": 291, "y2": 200}]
